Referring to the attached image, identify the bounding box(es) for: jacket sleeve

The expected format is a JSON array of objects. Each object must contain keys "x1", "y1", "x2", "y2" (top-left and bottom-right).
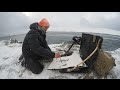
[
  {"x1": 45, "y1": 41, "x2": 52, "y2": 51},
  {"x1": 27, "y1": 34, "x2": 55, "y2": 59}
]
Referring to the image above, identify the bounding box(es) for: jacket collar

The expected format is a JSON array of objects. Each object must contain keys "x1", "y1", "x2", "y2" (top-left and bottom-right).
[{"x1": 37, "y1": 26, "x2": 46, "y2": 36}]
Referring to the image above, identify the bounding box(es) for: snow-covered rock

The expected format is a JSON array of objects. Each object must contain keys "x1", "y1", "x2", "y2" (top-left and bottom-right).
[{"x1": 0, "y1": 40, "x2": 119, "y2": 79}]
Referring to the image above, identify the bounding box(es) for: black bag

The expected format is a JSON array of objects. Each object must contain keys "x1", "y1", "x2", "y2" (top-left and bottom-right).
[{"x1": 80, "y1": 33, "x2": 103, "y2": 68}]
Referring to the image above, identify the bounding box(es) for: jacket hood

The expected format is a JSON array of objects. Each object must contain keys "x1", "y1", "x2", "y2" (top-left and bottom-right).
[
  {"x1": 29, "y1": 22, "x2": 46, "y2": 36},
  {"x1": 29, "y1": 22, "x2": 38, "y2": 30}
]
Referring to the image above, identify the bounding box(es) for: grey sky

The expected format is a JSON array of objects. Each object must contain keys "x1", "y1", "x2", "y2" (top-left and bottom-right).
[{"x1": 0, "y1": 12, "x2": 120, "y2": 37}]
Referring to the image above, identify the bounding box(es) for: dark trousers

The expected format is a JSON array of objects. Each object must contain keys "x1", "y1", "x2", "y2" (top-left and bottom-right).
[{"x1": 22, "y1": 58, "x2": 44, "y2": 74}]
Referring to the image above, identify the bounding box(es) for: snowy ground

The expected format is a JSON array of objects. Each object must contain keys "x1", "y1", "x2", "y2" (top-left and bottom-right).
[{"x1": 0, "y1": 40, "x2": 120, "y2": 79}]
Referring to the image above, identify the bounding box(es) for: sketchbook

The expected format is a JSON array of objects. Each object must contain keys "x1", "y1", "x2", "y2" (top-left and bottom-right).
[{"x1": 47, "y1": 52, "x2": 87, "y2": 70}]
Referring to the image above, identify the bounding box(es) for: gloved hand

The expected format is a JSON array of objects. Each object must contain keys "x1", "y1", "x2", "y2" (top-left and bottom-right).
[{"x1": 54, "y1": 53, "x2": 61, "y2": 58}]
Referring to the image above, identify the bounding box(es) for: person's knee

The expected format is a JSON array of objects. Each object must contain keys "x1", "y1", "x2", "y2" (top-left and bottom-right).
[
  {"x1": 32, "y1": 69, "x2": 43, "y2": 74},
  {"x1": 31, "y1": 65, "x2": 44, "y2": 74},
  {"x1": 24, "y1": 58, "x2": 44, "y2": 74}
]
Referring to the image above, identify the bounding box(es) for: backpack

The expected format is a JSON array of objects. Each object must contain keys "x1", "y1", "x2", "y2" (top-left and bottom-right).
[
  {"x1": 80, "y1": 33, "x2": 103, "y2": 68},
  {"x1": 94, "y1": 50, "x2": 116, "y2": 76}
]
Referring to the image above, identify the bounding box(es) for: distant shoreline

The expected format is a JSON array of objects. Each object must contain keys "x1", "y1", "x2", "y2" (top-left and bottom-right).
[
  {"x1": 0, "y1": 31, "x2": 120, "y2": 38},
  {"x1": 0, "y1": 32, "x2": 120, "y2": 51}
]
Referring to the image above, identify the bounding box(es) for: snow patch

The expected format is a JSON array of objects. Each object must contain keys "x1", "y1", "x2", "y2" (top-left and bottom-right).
[{"x1": 0, "y1": 40, "x2": 120, "y2": 79}]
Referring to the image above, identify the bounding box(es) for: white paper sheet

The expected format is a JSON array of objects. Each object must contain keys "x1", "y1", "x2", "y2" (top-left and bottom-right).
[{"x1": 47, "y1": 52, "x2": 86, "y2": 70}]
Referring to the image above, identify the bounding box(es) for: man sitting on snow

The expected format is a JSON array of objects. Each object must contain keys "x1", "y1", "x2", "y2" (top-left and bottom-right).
[{"x1": 21, "y1": 18, "x2": 61, "y2": 74}]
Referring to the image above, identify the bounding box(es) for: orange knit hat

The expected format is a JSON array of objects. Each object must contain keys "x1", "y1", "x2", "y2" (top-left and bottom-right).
[{"x1": 38, "y1": 18, "x2": 50, "y2": 27}]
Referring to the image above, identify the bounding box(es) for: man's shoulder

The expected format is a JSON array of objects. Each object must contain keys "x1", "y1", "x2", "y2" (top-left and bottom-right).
[
  {"x1": 24, "y1": 29, "x2": 38, "y2": 39},
  {"x1": 27, "y1": 29, "x2": 39, "y2": 35}
]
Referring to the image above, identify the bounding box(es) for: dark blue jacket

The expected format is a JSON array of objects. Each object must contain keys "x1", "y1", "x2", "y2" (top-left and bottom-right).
[{"x1": 22, "y1": 22, "x2": 55, "y2": 60}]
